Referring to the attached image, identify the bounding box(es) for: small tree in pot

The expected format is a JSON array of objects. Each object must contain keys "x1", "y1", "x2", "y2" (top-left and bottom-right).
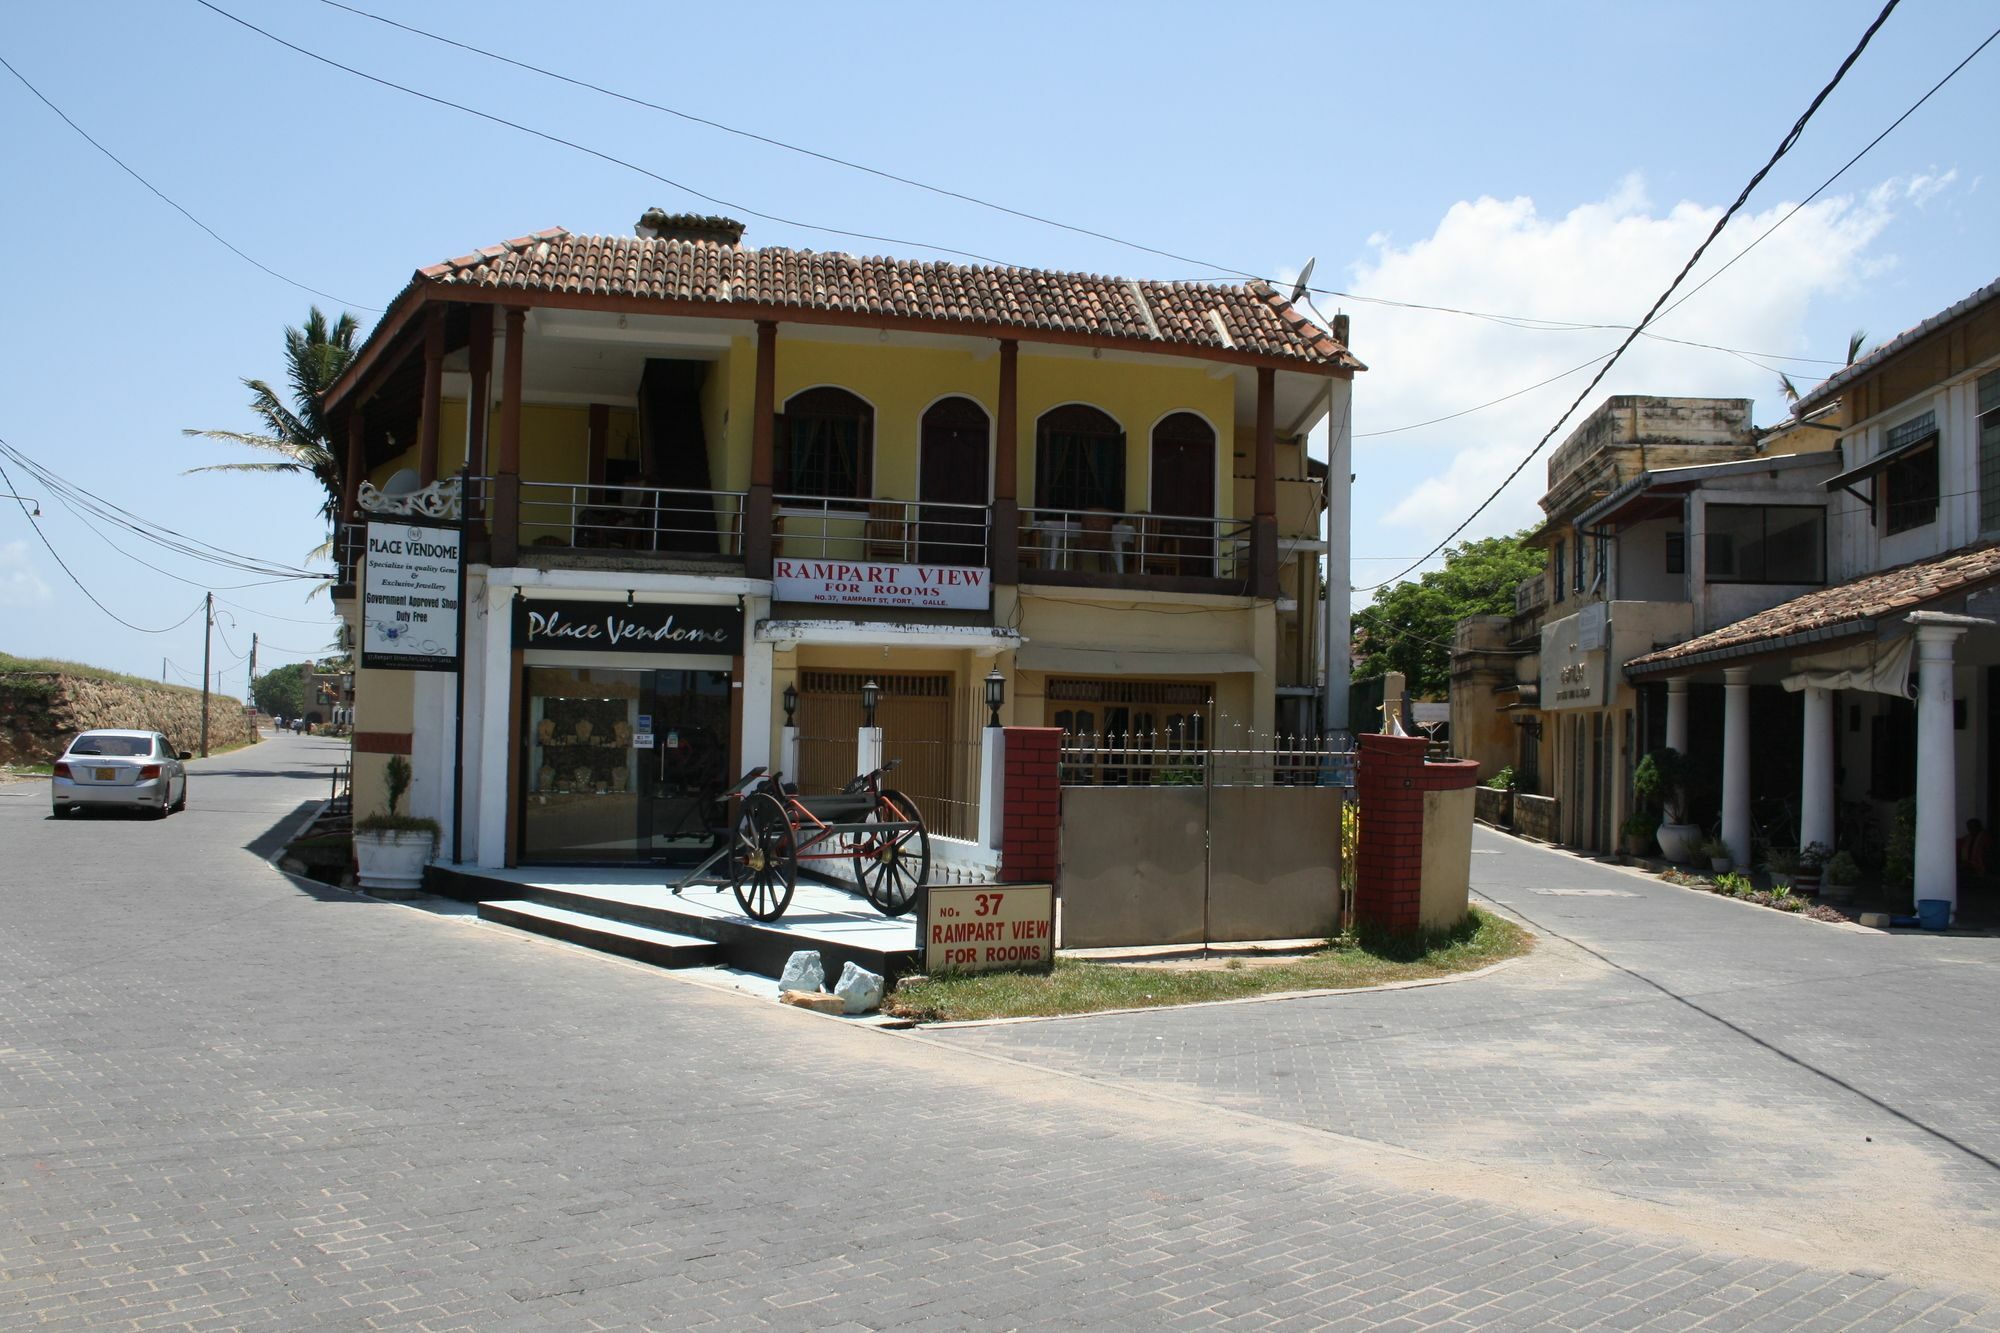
[
  {"x1": 353, "y1": 754, "x2": 439, "y2": 895},
  {"x1": 1633, "y1": 748, "x2": 1701, "y2": 863}
]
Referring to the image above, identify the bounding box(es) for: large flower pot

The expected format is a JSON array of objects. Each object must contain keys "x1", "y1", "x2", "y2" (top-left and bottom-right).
[
  {"x1": 355, "y1": 829, "x2": 435, "y2": 894},
  {"x1": 1655, "y1": 822, "x2": 1703, "y2": 864}
]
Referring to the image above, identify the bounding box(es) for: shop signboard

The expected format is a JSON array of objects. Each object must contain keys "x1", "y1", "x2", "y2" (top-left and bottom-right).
[
  {"x1": 773, "y1": 559, "x2": 990, "y2": 611},
  {"x1": 921, "y1": 883, "x2": 1055, "y2": 973},
  {"x1": 514, "y1": 597, "x2": 742, "y2": 656},
  {"x1": 361, "y1": 520, "x2": 462, "y2": 671}
]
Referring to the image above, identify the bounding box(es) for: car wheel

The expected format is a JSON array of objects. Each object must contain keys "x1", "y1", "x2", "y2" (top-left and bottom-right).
[
  {"x1": 51, "y1": 803, "x2": 70, "y2": 820},
  {"x1": 172, "y1": 782, "x2": 187, "y2": 813}
]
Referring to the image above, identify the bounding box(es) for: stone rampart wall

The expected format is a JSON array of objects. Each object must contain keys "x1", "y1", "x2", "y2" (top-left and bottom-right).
[{"x1": 0, "y1": 673, "x2": 256, "y2": 765}]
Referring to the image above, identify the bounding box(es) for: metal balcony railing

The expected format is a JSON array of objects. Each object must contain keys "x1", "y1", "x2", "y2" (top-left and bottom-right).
[
  {"x1": 515, "y1": 480, "x2": 745, "y2": 557},
  {"x1": 1019, "y1": 506, "x2": 1250, "y2": 580},
  {"x1": 774, "y1": 495, "x2": 990, "y2": 566}
]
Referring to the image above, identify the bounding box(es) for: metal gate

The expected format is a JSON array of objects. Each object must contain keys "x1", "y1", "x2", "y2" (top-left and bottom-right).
[
  {"x1": 794, "y1": 670, "x2": 972, "y2": 840},
  {"x1": 1056, "y1": 735, "x2": 1347, "y2": 948}
]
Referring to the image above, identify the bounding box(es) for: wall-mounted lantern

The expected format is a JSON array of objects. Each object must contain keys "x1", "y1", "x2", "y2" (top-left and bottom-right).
[
  {"x1": 861, "y1": 678, "x2": 881, "y2": 729},
  {"x1": 984, "y1": 669, "x2": 1006, "y2": 728}
]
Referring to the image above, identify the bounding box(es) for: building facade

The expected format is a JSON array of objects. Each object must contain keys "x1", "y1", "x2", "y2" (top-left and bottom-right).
[{"x1": 326, "y1": 214, "x2": 1360, "y2": 871}]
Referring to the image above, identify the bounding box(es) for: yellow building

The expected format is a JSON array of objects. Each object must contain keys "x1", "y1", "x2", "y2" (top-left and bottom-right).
[{"x1": 324, "y1": 214, "x2": 1360, "y2": 870}]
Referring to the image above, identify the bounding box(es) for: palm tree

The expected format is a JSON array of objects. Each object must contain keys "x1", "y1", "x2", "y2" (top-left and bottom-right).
[
  {"x1": 184, "y1": 308, "x2": 360, "y2": 541},
  {"x1": 1778, "y1": 328, "x2": 1868, "y2": 406}
]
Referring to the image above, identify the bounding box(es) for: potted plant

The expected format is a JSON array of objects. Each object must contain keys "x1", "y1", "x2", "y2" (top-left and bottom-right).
[
  {"x1": 1698, "y1": 833, "x2": 1733, "y2": 874},
  {"x1": 1794, "y1": 841, "x2": 1831, "y2": 895},
  {"x1": 1823, "y1": 850, "x2": 1861, "y2": 900},
  {"x1": 1620, "y1": 809, "x2": 1660, "y2": 858},
  {"x1": 1763, "y1": 845, "x2": 1799, "y2": 889},
  {"x1": 353, "y1": 755, "x2": 439, "y2": 895},
  {"x1": 1634, "y1": 748, "x2": 1701, "y2": 863}
]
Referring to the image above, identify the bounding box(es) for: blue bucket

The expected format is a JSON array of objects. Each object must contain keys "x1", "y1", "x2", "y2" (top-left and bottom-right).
[{"x1": 1916, "y1": 899, "x2": 1952, "y2": 931}]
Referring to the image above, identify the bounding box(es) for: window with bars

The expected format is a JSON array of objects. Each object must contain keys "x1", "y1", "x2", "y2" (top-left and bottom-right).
[
  {"x1": 1979, "y1": 371, "x2": 2000, "y2": 533},
  {"x1": 1553, "y1": 540, "x2": 1566, "y2": 603},
  {"x1": 1881, "y1": 409, "x2": 1939, "y2": 535}
]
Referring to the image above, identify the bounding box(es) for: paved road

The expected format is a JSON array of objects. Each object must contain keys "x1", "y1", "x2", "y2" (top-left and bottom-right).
[{"x1": 4, "y1": 742, "x2": 1998, "y2": 1330}]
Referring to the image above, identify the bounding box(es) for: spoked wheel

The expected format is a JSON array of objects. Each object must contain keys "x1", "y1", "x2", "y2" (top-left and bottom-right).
[
  {"x1": 849, "y1": 789, "x2": 930, "y2": 917},
  {"x1": 730, "y1": 791, "x2": 797, "y2": 921}
]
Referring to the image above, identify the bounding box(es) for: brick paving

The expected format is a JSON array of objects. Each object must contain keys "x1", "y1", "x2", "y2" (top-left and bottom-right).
[{"x1": 4, "y1": 744, "x2": 1998, "y2": 1329}]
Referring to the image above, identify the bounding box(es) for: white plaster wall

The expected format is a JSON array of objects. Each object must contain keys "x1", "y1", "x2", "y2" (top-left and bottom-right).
[{"x1": 1616, "y1": 517, "x2": 1685, "y2": 604}]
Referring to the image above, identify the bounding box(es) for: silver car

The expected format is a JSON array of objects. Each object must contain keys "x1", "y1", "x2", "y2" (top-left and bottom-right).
[{"x1": 52, "y1": 729, "x2": 190, "y2": 819}]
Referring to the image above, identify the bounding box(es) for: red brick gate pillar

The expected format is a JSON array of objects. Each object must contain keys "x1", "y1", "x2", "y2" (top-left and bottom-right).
[
  {"x1": 1355, "y1": 734, "x2": 1481, "y2": 934},
  {"x1": 999, "y1": 726, "x2": 1062, "y2": 883}
]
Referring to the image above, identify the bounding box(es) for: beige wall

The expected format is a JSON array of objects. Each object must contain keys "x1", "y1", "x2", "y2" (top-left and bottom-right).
[{"x1": 1419, "y1": 787, "x2": 1474, "y2": 930}]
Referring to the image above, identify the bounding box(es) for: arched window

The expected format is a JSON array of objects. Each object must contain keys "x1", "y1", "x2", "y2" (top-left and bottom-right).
[
  {"x1": 1035, "y1": 404, "x2": 1124, "y2": 513},
  {"x1": 779, "y1": 387, "x2": 872, "y2": 502}
]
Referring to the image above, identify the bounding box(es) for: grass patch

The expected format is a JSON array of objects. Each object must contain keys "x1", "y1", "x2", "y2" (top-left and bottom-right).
[
  {"x1": 0, "y1": 651, "x2": 215, "y2": 694},
  {"x1": 886, "y1": 908, "x2": 1531, "y2": 1023},
  {"x1": 1, "y1": 762, "x2": 53, "y2": 777}
]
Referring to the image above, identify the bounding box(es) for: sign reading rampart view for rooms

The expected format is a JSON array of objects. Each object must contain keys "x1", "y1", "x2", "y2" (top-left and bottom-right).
[
  {"x1": 361, "y1": 520, "x2": 462, "y2": 672},
  {"x1": 773, "y1": 560, "x2": 990, "y2": 611}
]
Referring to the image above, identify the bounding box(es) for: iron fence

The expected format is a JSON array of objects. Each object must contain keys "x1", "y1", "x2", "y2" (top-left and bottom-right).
[
  {"x1": 773, "y1": 496, "x2": 990, "y2": 566},
  {"x1": 1059, "y1": 730, "x2": 1357, "y2": 788},
  {"x1": 1020, "y1": 506, "x2": 1251, "y2": 580}
]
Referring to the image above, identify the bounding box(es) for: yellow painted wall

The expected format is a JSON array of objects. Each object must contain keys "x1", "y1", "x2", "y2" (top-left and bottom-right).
[
  {"x1": 350, "y1": 657, "x2": 415, "y2": 820},
  {"x1": 1016, "y1": 353, "x2": 1236, "y2": 515}
]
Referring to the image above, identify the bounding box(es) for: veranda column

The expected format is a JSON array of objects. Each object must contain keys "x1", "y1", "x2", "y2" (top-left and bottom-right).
[
  {"x1": 1665, "y1": 676, "x2": 1689, "y2": 754},
  {"x1": 1252, "y1": 367, "x2": 1279, "y2": 600},
  {"x1": 492, "y1": 306, "x2": 527, "y2": 565},
  {"x1": 991, "y1": 338, "x2": 1019, "y2": 585},
  {"x1": 1912, "y1": 618, "x2": 1971, "y2": 918},
  {"x1": 744, "y1": 319, "x2": 777, "y2": 579},
  {"x1": 415, "y1": 306, "x2": 446, "y2": 485},
  {"x1": 1798, "y1": 686, "x2": 1835, "y2": 855},
  {"x1": 1721, "y1": 667, "x2": 1752, "y2": 868}
]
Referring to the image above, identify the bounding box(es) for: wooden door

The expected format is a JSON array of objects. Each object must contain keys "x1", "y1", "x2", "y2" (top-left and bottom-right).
[
  {"x1": 918, "y1": 396, "x2": 989, "y2": 566},
  {"x1": 1149, "y1": 413, "x2": 1215, "y2": 576}
]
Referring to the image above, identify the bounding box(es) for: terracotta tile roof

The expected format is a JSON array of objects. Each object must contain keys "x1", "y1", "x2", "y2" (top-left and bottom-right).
[
  {"x1": 413, "y1": 227, "x2": 1362, "y2": 369},
  {"x1": 1791, "y1": 275, "x2": 2000, "y2": 414},
  {"x1": 1626, "y1": 541, "x2": 2000, "y2": 672}
]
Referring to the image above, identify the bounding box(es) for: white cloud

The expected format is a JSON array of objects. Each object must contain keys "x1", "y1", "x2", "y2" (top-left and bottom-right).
[
  {"x1": 1342, "y1": 173, "x2": 1936, "y2": 542},
  {"x1": 0, "y1": 540, "x2": 52, "y2": 608},
  {"x1": 1905, "y1": 168, "x2": 1958, "y2": 208}
]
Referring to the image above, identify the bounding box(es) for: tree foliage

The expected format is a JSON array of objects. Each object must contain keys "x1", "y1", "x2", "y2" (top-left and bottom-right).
[
  {"x1": 251, "y1": 662, "x2": 309, "y2": 720},
  {"x1": 1354, "y1": 530, "x2": 1544, "y2": 697},
  {"x1": 182, "y1": 307, "x2": 360, "y2": 533}
]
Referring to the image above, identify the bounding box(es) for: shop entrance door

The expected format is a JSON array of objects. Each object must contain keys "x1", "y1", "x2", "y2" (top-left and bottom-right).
[{"x1": 522, "y1": 666, "x2": 731, "y2": 864}]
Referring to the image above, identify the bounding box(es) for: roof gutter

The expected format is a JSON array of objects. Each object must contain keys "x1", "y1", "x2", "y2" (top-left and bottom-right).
[{"x1": 1623, "y1": 617, "x2": 1878, "y2": 678}]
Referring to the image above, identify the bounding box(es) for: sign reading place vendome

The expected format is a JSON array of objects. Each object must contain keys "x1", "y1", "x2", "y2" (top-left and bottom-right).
[
  {"x1": 361, "y1": 520, "x2": 463, "y2": 672},
  {"x1": 513, "y1": 597, "x2": 743, "y2": 656}
]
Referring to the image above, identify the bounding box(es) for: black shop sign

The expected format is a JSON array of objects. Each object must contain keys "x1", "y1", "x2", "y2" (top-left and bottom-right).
[{"x1": 514, "y1": 598, "x2": 742, "y2": 656}]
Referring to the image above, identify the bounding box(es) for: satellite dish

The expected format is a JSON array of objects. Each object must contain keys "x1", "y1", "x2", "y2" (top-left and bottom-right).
[
  {"x1": 1289, "y1": 257, "x2": 1316, "y2": 305},
  {"x1": 382, "y1": 468, "x2": 422, "y2": 497}
]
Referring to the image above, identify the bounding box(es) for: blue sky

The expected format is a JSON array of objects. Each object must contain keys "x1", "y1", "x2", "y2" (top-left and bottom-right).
[{"x1": 1, "y1": 0, "x2": 1993, "y2": 686}]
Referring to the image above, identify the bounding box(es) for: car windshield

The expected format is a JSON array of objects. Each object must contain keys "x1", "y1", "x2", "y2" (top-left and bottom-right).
[{"x1": 68, "y1": 735, "x2": 151, "y2": 757}]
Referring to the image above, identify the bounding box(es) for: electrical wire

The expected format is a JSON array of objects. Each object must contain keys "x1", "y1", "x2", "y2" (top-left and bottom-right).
[
  {"x1": 193, "y1": 0, "x2": 1016, "y2": 268},
  {"x1": 0, "y1": 52, "x2": 376, "y2": 312},
  {"x1": 314, "y1": 0, "x2": 1864, "y2": 374},
  {"x1": 0, "y1": 446, "x2": 211, "y2": 634},
  {"x1": 1356, "y1": 350, "x2": 1618, "y2": 440},
  {"x1": 1652, "y1": 22, "x2": 2000, "y2": 327},
  {"x1": 1356, "y1": 0, "x2": 1903, "y2": 594},
  {"x1": 214, "y1": 594, "x2": 341, "y2": 627}
]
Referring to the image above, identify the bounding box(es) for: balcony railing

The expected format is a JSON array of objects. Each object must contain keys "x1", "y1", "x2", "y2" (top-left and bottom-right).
[
  {"x1": 1019, "y1": 507, "x2": 1250, "y2": 581},
  {"x1": 774, "y1": 495, "x2": 990, "y2": 566},
  {"x1": 512, "y1": 480, "x2": 744, "y2": 557}
]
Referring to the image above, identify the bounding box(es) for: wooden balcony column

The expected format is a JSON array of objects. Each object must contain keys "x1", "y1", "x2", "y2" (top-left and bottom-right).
[
  {"x1": 745, "y1": 318, "x2": 778, "y2": 578},
  {"x1": 991, "y1": 338, "x2": 1019, "y2": 585},
  {"x1": 492, "y1": 305, "x2": 528, "y2": 565},
  {"x1": 341, "y1": 406, "x2": 366, "y2": 522},
  {"x1": 415, "y1": 307, "x2": 447, "y2": 485},
  {"x1": 464, "y1": 305, "x2": 493, "y2": 517},
  {"x1": 1252, "y1": 366, "x2": 1279, "y2": 600}
]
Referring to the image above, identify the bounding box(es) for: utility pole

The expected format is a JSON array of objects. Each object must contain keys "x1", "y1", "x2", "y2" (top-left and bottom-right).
[
  {"x1": 200, "y1": 591, "x2": 213, "y2": 758},
  {"x1": 161, "y1": 657, "x2": 167, "y2": 683},
  {"x1": 248, "y1": 633, "x2": 258, "y2": 705}
]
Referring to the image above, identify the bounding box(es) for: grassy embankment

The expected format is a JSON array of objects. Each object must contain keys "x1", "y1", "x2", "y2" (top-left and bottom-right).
[{"x1": 886, "y1": 908, "x2": 1530, "y2": 1022}]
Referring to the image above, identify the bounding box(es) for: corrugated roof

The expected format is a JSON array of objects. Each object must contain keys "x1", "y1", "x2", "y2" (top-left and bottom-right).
[{"x1": 1792, "y1": 276, "x2": 2000, "y2": 414}]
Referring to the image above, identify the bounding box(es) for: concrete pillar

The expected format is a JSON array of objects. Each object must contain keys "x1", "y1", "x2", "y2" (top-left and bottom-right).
[
  {"x1": 1323, "y1": 381, "x2": 1351, "y2": 733},
  {"x1": 856, "y1": 726, "x2": 884, "y2": 781},
  {"x1": 977, "y1": 726, "x2": 1006, "y2": 851},
  {"x1": 1721, "y1": 667, "x2": 1752, "y2": 868},
  {"x1": 1665, "y1": 676, "x2": 1689, "y2": 754},
  {"x1": 1913, "y1": 623, "x2": 1968, "y2": 917},
  {"x1": 475, "y1": 580, "x2": 515, "y2": 868},
  {"x1": 779, "y1": 725, "x2": 799, "y2": 783},
  {"x1": 1798, "y1": 686, "x2": 1836, "y2": 855},
  {"x1": 740, "y1": 596, "x2": 773, "y2": 773}
]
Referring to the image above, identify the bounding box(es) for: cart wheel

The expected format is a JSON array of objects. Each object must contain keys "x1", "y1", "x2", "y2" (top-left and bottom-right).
[
  {"x1": 850, "y1": 789, "x2": 929, "y2": 917},
  {"x1": 730, "y1": 791, "x2": 796, "y2": 921}
]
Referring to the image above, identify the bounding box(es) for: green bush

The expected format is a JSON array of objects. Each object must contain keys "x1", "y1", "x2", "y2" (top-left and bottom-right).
[
  {"x1": 1484, "y1": 764, "x2": 1516, "y2": 791},
  {"x1": 1826, "y1": 850, "x2": 1862, "y2": 884},
  {"x1": 1882, "y1": 797, "x2": 1917, "y2": 900},
  {"x1": 1714, "y1": 872, "x2": 1753, "y2": 896},
  {"x1": 1633, "y1": 748, "x2": 1692, "y2": 823}
]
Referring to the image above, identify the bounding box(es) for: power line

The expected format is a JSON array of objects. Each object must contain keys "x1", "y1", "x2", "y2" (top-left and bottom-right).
[
  {"x1": 1652, "y1": 22, "x2": 2000, "y2": 327},
  {"x1": 1356, "y1": 350, "x2": 1617, "y2": 439},
  {"x1": 0, "y1": 444, "x2": 211, "y2": 634},
  {"x1": 193, "y1": 0, "x2": 1016, "y2": 268},
  {"x1": 0, "y1": 51, "x2": 377, "y2": 312},
  {"x1": 213, "y1": 594, "x2": 341, "y2": 627},
  {"x1": 1357, "y1": 0, "x2": 1903, "y2": 594},
  {"x1": 315, "y1": 0, "x2": 1858, "y2": 373}
]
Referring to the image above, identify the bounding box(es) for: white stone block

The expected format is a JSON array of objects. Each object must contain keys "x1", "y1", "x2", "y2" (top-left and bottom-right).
[
  {"x1": 835, "y1": 961, "x2": 884, "y2": 1014},
  {"x1": 778, "y1": 950, "x2": 824, "y2": 994}
]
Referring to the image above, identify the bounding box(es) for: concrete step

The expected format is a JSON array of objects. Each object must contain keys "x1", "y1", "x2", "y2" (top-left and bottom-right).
[{"x1": 478, "y1": 899, "x2": 722, "y2": 969}]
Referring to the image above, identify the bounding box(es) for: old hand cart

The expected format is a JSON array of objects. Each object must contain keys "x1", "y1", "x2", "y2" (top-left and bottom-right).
[{"x1": 676, "y1": 761, "x2": 930, "y2": 923}]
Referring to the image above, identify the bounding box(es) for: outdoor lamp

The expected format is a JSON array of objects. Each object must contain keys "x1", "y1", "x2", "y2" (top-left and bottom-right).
[
  {"x1": 782, "y1": 682, "x2": 798, "y2": 726},
  {"x1": 984, "y1": 668, "x2": 1005, "y2": 728},
  {"x1": 861, "y1": 678, "x2": 881, "y2": 728}
]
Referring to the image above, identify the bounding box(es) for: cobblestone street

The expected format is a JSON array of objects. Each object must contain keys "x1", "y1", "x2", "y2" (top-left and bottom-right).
[{"x1": 4, "y1": 736, "x2": 1998, "y2": 1329}]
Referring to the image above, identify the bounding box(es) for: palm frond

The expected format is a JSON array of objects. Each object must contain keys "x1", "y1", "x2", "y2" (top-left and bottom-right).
[{"x1": 183, "y1": 461, "x2": 310, "y2": 476}]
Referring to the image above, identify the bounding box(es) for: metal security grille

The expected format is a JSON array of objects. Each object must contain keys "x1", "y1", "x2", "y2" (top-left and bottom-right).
[{"x1": 794, "y1": 671, "x2": 970, "y2": 840}]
